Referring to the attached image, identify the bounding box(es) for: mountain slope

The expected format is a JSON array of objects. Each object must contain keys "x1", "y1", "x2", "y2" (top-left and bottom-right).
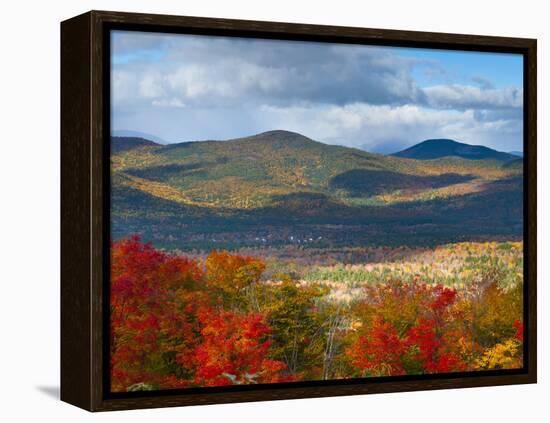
[
  {"x1": 509, "y1": 151, "x2": 524, "y2": 158},
  {"x1": 112, "y1": 130, "x2": 167, "y2": 144},
  {"x1": 502, "y1": 157, "x2": 523, "y2": 170},
  {"x1": 392, "y1": 139, "x2": 517, "y2": 162},
  {"x1": 110, "y1": 130, "x2": 523, "y2": 249},
  {"x1": 111, "y1": 136, "x2": 161, "y2": 154},
  {"x1": 111, "y1": 131, "x2": 514, "y2": 210}
]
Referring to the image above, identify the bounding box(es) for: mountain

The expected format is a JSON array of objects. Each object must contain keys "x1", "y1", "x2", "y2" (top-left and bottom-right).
[
  {"x1": 392, "y1": 139, "x2": 517, "y2": 162},
  {"x1": 110, "y1": 130, "x2": 523, "y2": 249},
  {"x1": 111, "y1": 136, "x2": 160, "y2": 154},
  {"x1": 112, "y1": 130, "x2": 167, "y2": 144},
  {"x1": 509, "y1": 151, "x2": 524, "y2": 158},
  {"x1": 113, "y1": 130, "x2": 510, "y2": 209},
  {"x1": 502, "y1": 157, "x2": 523, "y2": 170}
]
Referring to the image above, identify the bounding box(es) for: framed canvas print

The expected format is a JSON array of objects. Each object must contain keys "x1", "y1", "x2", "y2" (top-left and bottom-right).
[{"x1": 60, "y1": 10, "x2": 537, "y2": 411}]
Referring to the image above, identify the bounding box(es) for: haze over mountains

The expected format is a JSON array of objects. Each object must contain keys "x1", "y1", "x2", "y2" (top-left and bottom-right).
[{"x1": 111, "y1": 130, "x2": 523, "y2": 250}]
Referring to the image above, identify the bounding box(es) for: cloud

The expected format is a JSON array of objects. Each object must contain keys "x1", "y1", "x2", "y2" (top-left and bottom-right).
[
  {"x1": 110, "y1": 31, "x2": 524, "y2": 152},
  {"x1": 112, "y1": 35, "x2": 427, "y2": 108},
  {"x1": 471, "y1": 75, "x2": 495, "y2": 90},
  {"x1": 423, "y1": 84, "x2": 523, "y2": 110},
  {"x1": 151, "y1": 98, "x2": 186, "y2": 108},
  {"x1": 112, "y1": 34, "x2": 521, "y2": 113},
  {"x1": 254, "y1": 103, "x2": 522, "y2": 153},
  {"x1": 113, "y1": 100, "x2": 522, "y2": 154}
]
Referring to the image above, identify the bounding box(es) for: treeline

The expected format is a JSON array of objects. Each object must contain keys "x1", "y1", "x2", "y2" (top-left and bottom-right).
[{"x1": 111, "y1": 236, "x2": 523, "y2": 392}]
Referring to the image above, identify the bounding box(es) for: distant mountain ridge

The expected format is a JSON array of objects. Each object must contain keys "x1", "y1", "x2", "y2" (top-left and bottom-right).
[
  {"x1": 110, "y1": 130, "x2": 523, "y2": 249},
  {"x1": 112, "y1": 130, "x2": 167, "y2": 144},
  {"x1": 110, "y1": 130, "x2": 519, "y2": 212},
  {"x1": 392, "y1": 139, "x2": 517, "y2": 162},
  {"x1": 162, "y1": 130, "x2": 321, "y2": 151},
  {"x1": 111, "y1": 136, "x2": 160, "y2": 153}
]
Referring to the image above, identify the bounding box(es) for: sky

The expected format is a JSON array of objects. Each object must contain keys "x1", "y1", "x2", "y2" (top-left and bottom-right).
[{"x1": 111, "y1": 30, "x2": 524, "y2": 153}]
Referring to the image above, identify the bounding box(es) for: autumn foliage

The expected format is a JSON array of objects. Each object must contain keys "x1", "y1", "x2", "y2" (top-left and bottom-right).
[
  {"x1": 345, "y1": 283, "x2": 467, "y2": 376},
  {"x1": 345, "y1": 278, "x2": 523, "y2": 377},
  {"x1": 110, "y1": 236, "x2": 289, "y2": 391},
  {"x1": 110, "y1": 236, "x2": 524, "y2": 392},
  {"x1": 192, "y1": 309, "x2": 289, "y2": 386}
]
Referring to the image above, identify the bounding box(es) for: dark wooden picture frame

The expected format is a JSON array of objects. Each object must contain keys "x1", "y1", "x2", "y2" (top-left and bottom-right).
[{"x1": 61, "y1": 10, "x2": 537, "y2": 411}]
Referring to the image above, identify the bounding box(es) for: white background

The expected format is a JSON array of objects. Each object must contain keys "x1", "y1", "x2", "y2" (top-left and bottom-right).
[{"x1": 0, "y1": 0, "x2": 547, "y2": 421}]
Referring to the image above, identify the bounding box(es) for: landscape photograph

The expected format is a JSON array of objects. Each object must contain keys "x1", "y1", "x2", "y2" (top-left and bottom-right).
[{"x1": 109, "y1": 30, "x2": 525, "y2": 392}]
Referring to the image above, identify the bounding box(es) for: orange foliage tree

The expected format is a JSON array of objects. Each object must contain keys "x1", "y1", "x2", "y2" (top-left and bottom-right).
[{"x1": 191, "y1": 309, "x2": 288, "y2": 386}]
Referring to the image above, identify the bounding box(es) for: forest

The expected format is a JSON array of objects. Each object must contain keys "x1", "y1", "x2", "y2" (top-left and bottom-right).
[{"x1": 111, "y1": 236, "x2": 523, "y2": 391}]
